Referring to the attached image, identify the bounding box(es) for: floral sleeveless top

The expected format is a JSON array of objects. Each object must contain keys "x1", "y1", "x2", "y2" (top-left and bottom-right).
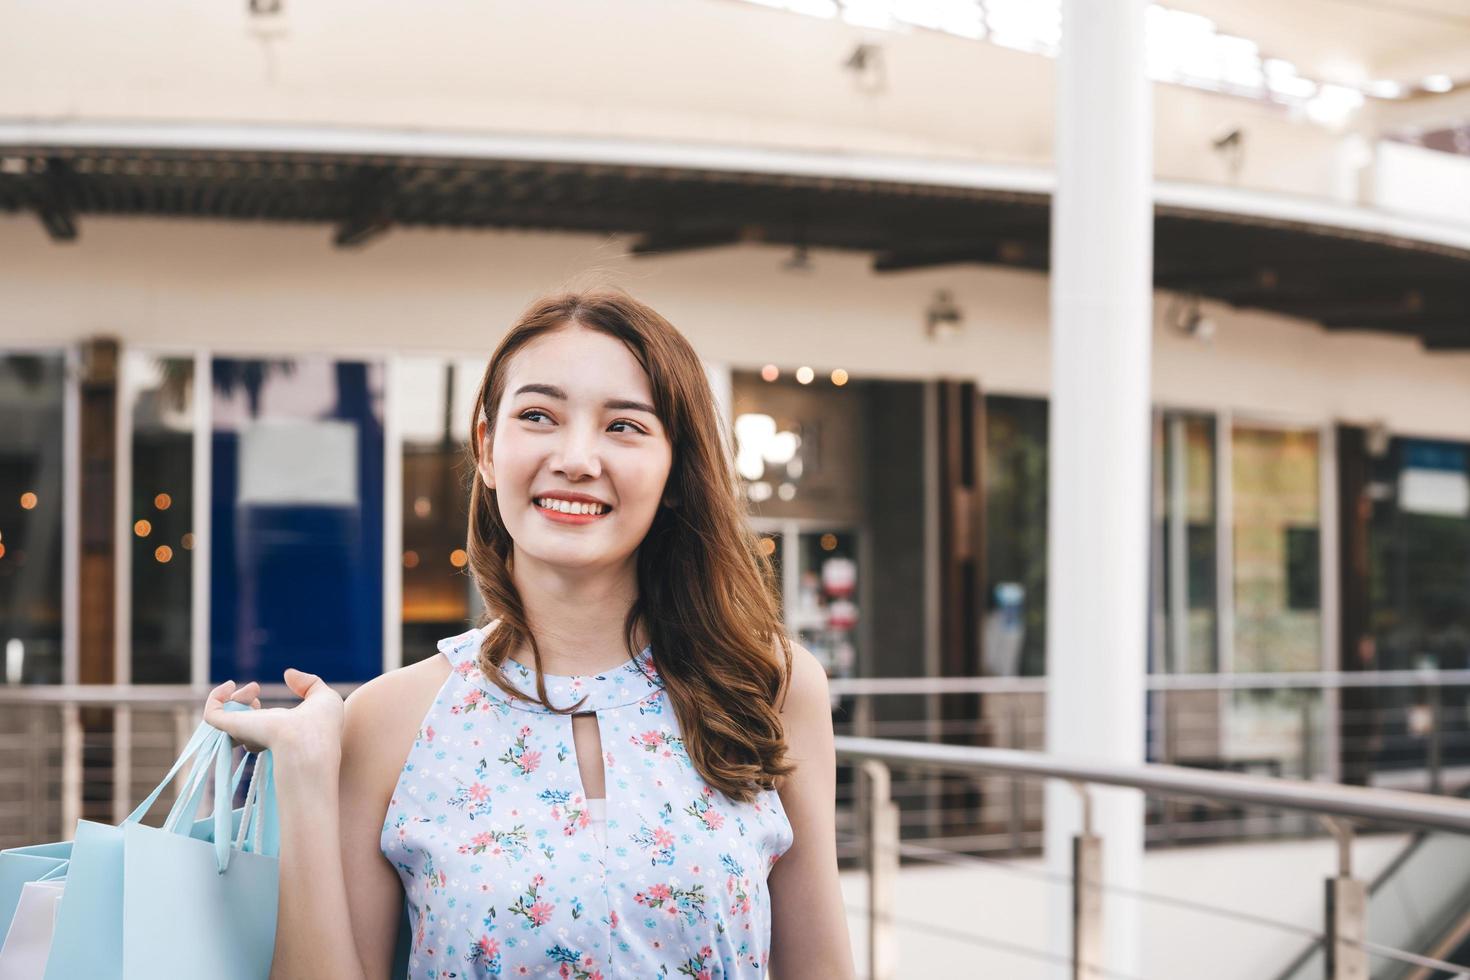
[{"x1": 380, "y1": 623, "x2": 795, "y2": 979}]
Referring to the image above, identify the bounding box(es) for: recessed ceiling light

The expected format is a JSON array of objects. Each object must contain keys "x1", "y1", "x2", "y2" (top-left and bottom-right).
[{"x1": 1422, "y1": 74, "x2": 1454, "y2": 93}]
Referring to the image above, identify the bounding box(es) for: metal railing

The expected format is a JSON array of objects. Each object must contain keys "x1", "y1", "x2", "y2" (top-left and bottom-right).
[
  {"x1": 834, "y1": 734, "x2": 1470, "y2": 980},
  {"x1": 5, "y1": 675, "x2": 1470, "y2": 978}
]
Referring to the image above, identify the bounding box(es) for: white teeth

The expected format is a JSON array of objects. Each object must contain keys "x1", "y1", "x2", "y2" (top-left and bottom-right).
[{"x1": 536, "y1": 498, "x2": 607, "y2": 515}]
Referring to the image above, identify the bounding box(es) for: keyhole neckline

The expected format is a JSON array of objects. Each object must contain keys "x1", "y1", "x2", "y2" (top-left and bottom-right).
[{"x1": 438, "y1": 623, "x2": 664, "y2": 714}]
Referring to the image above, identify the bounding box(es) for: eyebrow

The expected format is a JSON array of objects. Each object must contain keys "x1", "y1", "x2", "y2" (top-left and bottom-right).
[{"x1": 512, "y1": 383, "x2": 657, "y2": 415}]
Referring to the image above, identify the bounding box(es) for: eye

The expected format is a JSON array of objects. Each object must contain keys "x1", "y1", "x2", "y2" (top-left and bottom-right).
[
  {"x1": 517, "y1": 409, "x2": 552, "y2": 424},
  {"x1": 609, "y1": 419, "x2": 647, "y2": 435}
]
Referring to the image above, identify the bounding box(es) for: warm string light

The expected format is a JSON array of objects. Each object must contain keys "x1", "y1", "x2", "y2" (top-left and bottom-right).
[
  {"x1": 154, "y1": 493, "x2": 172, "y2": 510},
  {"x1": 449, "y1": 549, "x2": 468, "y2": 568},
  {"x1": 134, "y1": 520, "x2": 152, "y2": 537},
  {"x1": 19, "y1": 492, "x2": 37, "y2": 510}
]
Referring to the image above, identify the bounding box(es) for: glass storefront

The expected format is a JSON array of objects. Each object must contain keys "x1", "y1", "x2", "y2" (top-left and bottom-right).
[
  {"x1": 1151, "y1": 410, "x2": 1218, "y2": 675},
  {"x1": 983, "y1": 395, "x2": 1048, "y2": 677},
  {"x1": 1228, "y1": 423, "x2": 1324, "y2": 779},
  {"x1": 209, "y1": 356, "x2": 386, "y2": 683},
  {"x1": 1353, "y1": 435, "x2": 1470, "y2": 785},
  {"x1": 0, "y1": 352, "x2": 66, "y2": 685},
  {"x1": 124, "y1": 352, "x2": 195, "y2": 683},
  {"x1": 398, "y1": 357, "x2": 484, "y2": 665}
]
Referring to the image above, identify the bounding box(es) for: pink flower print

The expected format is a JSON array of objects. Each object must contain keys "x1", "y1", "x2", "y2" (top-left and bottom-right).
[
  {"x1": 705, "y1": 809, "x2": 724, "y2": 830},
  {"x1": 653, "y1": 827, "x2": 675, "y2": 848},
  {"x1": 609, "y1": 910, "x2": 619, "y2": 929},
  {"x1": 425, "y1": 725, "x2": 435, "y2": 742},
  {"x1": 648, "y1": 883, "x2": 672, "y2": 902},
  {"x1": 509, "y1": 875, "x2": 555, "y2": 928},
  {"x1": 698, "y1": 972, "x2": 712, "y2": 980},
  {"x1": 468, "y1": 782, "x2": 490, "y2": 802},
  {"x1": 499, "y1": 729, "x2": 541, "y2": 777},
  {"x1": 639, "y1": 731, "x2": 662, "y2": 748}
]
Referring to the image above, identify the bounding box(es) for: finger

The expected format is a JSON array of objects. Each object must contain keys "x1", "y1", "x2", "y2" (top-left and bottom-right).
[
  {"x1": 203, "y1": 700, "x2": 270, "y2": 752},
  {"x1": 283, "y1": 668, "x2": 330, "y2": 701},
  {"x1": 203, "y1": 679, "x2": 237, "y2": 715},
  {"x1": 228, "y1": 681, "x2": 260, "y2": 704}
]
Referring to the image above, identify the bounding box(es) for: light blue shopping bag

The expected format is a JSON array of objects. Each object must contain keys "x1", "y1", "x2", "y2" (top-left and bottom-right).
[
  {"x1": 121, "y1": 737, "x2": 279, "y2": 980},
  {"x1": 43, "y1": 707, "x2": 256, "y2": 980},
  {"x1": 0, "y1": 840, "x2": 71, "y2": 935}
]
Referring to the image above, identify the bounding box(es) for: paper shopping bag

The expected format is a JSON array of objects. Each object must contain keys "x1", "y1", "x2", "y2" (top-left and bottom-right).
[
  {"x1": 0, "y1": 841, "x2": 70, "y2": 937},
  {"x1": 120, "y1": 747, "x2": 279, "y2": 980},
  {"x1": 44, "y1": 716, "x2": 250, "y2": 980},
  {"x1": 0, "y1": 877, "x2": 65, "y2": 979}
]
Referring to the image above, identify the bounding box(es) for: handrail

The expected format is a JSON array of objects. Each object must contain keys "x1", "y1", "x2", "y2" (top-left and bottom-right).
[
  {"x1": 834, "y1": 735, "x2": 1470, "y2": 835},
  {"x1": 0, "y1": 683, "x2": 365, "y2": 705},
  {"x1": 3, "y1": 667, "x2": 1465, "y2": 703},
  {"x1": 829, "y1": 668, "x2": 1470, "y2": 696}
]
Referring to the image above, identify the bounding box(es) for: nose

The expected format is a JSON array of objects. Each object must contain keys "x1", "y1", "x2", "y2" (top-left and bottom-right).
[{"x1": 550, "y1": 420, "x2": 603, "y2": 482}]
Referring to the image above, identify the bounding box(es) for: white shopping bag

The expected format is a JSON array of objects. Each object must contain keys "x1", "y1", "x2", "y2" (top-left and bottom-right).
[{"x1": 0, "y1": 877, "x2": 65, "y2": 979}]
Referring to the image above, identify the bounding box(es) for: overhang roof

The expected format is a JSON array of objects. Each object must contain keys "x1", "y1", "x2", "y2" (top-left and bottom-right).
[{"x1": 2, "y1": 122, "x2": 1468, "y2": 352}]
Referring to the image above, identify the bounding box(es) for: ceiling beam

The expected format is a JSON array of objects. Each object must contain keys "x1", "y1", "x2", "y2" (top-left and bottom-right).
[
  {"x1": 628, "y1": 226, "x2": 758, "y2": 257},
  {"x1": 873, "y1": 239, "x2": 1047, "y2": 273},
  {"x1": 35, "y1": 157, "x2": 78, "y2": 242},
  {"x1": 333, "y1": 166, "x2": 394, "y2": 249}
]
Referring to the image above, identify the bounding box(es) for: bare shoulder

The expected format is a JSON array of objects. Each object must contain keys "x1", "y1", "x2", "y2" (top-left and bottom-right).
[
  {"x1": 342, "y1": 652, "x2": 453, "y2": 792},
  {"x1": 775, "y1": 636, "x2": 830, "y2": 719}
]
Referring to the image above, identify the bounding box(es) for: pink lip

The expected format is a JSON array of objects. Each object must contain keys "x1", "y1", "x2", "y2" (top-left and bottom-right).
[{"x1": 534, "y1": 500, "x2": 612, "y2": 526}]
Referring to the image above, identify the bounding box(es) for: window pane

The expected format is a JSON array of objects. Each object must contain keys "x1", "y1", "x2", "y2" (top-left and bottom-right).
[
  {"x1": 399, "y1": 357, "x2": 483, "y2": 664},
  {"x1": 0, "y1": 352, "x2": 65, "y2": 685},
  {"x1": 1231, "y1": 424, "x2": 1320, "y2": 672},
  {"x1": 984, "y1": 395, "x2": 1048, "y2": 676},
  {"x1": 1152, "y1": 411, "x2": 1217, "y2": 674},
  {"x1": 125, "y1": 353, "x2": 194, "y2": 683},
  {"x1": 793, "y1": 529, "x2": 859, "y2": 679},
  {"x1": 210, "y1": 356, "x2": 385, "y2": 683},
  {"x1": 1229, "y1": 423, "x2": 1322, "y2": 778}
]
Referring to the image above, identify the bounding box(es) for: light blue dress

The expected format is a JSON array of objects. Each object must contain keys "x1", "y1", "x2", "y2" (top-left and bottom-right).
[{"x1": 380, "y1": 622, "x2": 795, "y2": 979}]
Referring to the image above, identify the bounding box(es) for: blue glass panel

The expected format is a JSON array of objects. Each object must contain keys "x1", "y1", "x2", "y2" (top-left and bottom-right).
[{"x1": 209, "y1": 358, "x2": 384, "y2": 683}]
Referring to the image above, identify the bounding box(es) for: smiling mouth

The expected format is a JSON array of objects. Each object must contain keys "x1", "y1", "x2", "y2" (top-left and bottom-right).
[{"x1": 532, "y1": 497, "x2": 612, "y2": 519}]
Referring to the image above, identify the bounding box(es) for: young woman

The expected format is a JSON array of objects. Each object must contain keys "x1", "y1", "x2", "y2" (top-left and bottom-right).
[{"x1": 204, "y1": 289, "x2": 855, "y2": 979}]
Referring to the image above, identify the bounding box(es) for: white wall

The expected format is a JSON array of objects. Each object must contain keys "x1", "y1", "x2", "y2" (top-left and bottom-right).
[
  {"x1": 0, "y1": 0, "x2": 1366, "y2": 199},
  {"x1": 3, "y1": 215, "x2": 1468, "y2": 442}
]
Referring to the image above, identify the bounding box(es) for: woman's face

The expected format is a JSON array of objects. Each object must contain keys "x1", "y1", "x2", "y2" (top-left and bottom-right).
[{"x1": 476, "y1": 324, "x2": 674, "y2": 574}]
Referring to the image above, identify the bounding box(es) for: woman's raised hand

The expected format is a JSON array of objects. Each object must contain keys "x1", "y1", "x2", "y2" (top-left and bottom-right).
[{"x1": 202, "y1": 668, "x2": 346, "y2": 770}]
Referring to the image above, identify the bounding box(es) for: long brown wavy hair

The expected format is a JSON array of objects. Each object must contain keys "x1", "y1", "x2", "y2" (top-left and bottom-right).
[{"x1": 463, "y1": 288, "x2": 794, "y2": 802}]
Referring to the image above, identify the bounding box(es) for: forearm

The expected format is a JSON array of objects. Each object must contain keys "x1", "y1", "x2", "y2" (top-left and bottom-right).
[{"x1": 270, "y1": 751, "x2": 365, "y2": 980}]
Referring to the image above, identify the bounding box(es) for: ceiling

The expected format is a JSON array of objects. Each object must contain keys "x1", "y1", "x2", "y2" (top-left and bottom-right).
[
  {"x1": 1, "y1": 142, "x2": 1467, "y2": 351},
  {"x1": 1165, "y1": 0, "x2": 1470, "y2": 86}
]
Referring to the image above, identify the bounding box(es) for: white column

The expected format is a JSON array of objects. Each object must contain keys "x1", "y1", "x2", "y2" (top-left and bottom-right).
[{"x1": 1044, "y1": 1, "x2": 1153, "y2": 977}]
